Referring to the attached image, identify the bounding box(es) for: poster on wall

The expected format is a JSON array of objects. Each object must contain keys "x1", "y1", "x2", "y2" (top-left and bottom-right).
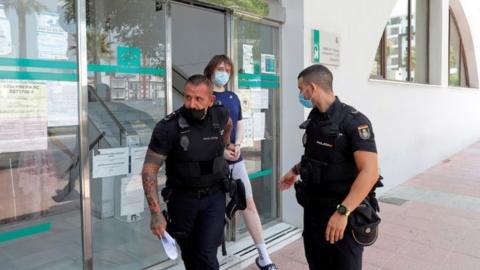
[
  {"x1": 242, "y1": 44, "x2": 254, "y2": 74},
  {"x1": 92, "y1": 147, "x2": 129, "y2": 178},
  {"x1": 0, "y1": 80, "x2": 48, "y2": 153},
  {"x1": 237, "y1": 89, "x2": 252, "y2": 117},
  {"x1": 47, "y1": 81, "x2": 79, "y2": 127},
  {"x1": 0, "y1": 6, "x2": 12, "y2": 56},
  {"x1": 261, "y1": 54, "x2": 276, "y2": 74},
  {"x1": 250, "y1": 88, "x2": 269, "y2": 109},
  {"x1": 312, "y1": 29, "x2": 340, "y2": 66},
  {"x1": 36, "y1": 12, "x2": 68, "y2": 60}
]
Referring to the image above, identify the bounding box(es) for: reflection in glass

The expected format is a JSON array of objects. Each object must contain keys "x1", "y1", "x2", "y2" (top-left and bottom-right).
[
  {"x1": 385, "y1": 0, "x2": 408, "y2": 81},
  {"x1": 0, "y1": 0, "x2": 83, "y2": 269}
]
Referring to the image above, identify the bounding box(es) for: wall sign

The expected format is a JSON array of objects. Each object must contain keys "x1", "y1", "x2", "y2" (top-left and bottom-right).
[{"x1": 312, "y1": 29, "x2": 340, "y2": 66}]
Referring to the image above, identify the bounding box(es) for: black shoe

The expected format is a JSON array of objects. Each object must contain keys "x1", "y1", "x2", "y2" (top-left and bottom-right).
[{"x1": 255, "y1": 257, "x2": 278, "y2": 270}]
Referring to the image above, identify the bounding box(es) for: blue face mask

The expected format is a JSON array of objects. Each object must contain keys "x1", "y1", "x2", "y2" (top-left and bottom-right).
[
  {"x1": 298, "y1": 93, "x2": 313, "y2": 108},
  {"x1": 213, "y1": 71, "x2": 230, "y2": 87}
]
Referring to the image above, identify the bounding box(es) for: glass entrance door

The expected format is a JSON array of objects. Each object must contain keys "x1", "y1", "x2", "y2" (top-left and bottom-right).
[
  {"x1": 0, "y1": 0, "x2": 83, "y2": 269},
  {"x1": 232, "y1": 16, "x2": 280, "y2": 236},
  {"x1": 84, "y1": 0, "x2": 170, "y2": 269}
]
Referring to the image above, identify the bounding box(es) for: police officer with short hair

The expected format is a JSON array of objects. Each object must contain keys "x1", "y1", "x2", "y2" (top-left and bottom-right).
[
  {"x1": 142, "y1": 74, "x2": 233, "y2": 270},
  {"x1": 279, "y1": 64, "x2": 380, "y2": 270}
]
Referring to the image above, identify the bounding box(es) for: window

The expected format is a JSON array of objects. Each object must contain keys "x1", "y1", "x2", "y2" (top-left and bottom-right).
[
  {"x1": 449, "y1": 9, "x2": 469, "y2": 87},
  {"x1": 370, "y1": 0, "x2": 429, "y2": 83}
]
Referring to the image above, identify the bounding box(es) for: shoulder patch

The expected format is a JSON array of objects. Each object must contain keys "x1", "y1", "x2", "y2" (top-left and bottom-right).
[{"x1": 357, "y1": 125, "x2": 371, "y2": 140}]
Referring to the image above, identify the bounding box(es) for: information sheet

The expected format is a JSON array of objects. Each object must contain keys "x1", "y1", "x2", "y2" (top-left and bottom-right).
[{"x1": 92, "y1": 147, "x2": 129, "y2": 178}]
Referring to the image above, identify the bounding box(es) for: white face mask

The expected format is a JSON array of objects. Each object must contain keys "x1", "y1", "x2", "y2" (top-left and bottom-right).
[{"x1": 213, "y1": 71, "x2": 230, "y2": 87}]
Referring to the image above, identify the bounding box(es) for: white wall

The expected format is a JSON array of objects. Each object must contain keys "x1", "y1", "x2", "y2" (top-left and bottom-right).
[
  {"x1": 279, "y1": 0, "x2": 306, "y2": 227},
  {"x1": 299, "y1": 0, "x2": 480, "y2": 193}
]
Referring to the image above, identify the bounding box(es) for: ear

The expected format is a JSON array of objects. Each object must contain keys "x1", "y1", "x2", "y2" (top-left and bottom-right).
[{"x1": 209, "y1": 94, "x2": 216, "y2": 106}]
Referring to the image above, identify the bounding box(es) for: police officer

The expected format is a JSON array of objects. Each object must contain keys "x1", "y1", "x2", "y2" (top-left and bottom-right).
[
  {"x1": 279, "y1": 64, "x2": 380, "y2": 270},
  {"x1": 142, "y1": 75, "x2": 233, "y2": 270}
]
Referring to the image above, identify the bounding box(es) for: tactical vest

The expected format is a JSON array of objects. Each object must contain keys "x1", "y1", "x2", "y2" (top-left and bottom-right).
[
  {"x1": 300, "y1": 102, "x2": 359, "y2": 199},
  {"x1": 165, "y1": 106, "x2": 228, "y2": 189}
]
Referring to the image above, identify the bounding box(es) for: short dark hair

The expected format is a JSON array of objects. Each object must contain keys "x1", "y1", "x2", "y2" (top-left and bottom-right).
[
  {"x1": 185, "y1": 74, "x2": 213, "y2": 93},
  {"x1": 204, "y1": 54, "x2": 234, "y2": 79},
  {"x1": 297, "y1": 64, "x2": 333, "y2": 92}
]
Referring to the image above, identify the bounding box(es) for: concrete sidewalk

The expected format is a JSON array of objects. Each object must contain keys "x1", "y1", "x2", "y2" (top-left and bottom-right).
[{"x1": 246, "y1": 141, "x2": 480, "y2": 270}]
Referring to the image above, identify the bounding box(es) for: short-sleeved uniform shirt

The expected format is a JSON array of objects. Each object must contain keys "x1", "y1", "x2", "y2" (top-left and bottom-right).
[
  {"x1": 148, "y1": 105, "x2": 229, "y2": 158},
  {"x1": 213, "y1": 90, "x2": 243, "y2": 164},
  {"x1": 304, "y1": 97, "x2": 377, "y2": 163}
]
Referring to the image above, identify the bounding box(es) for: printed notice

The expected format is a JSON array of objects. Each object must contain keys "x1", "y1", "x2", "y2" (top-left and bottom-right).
[
  {"x1": 237, "y1": 89, "x2": 252, "y2": 117},
  {"x1": 47, "y1": 81, "x2": 79, "y2": 127},
  {"x1": 253, "y1": 112, "x2": 265, "y2": 141},
  {"x1": 92, "y1": 147, "x2": 129, "y2": 178},
  {"x1": 0, "y1": 8, "x2": 12, "y2": 56},
  {"x1": 36, "y1": 12, "x2": 68, "y2": 59},
  {"x1": 130, "y1": 146, "x2": 148, "y2": 175},
  {"x1": 242, "y1": 44, "x2": 254, "y2": 74},
  {"x1": 241, "y1": 117, "x2": 254, "y2": 148},
  {"x1": 261, "y1": 54, "x2": 276, "y2": 74},
  {"x1": 250, "y1": 88, "x2": 269, "y2": 109},
  {"x1": 0, "y1": 80, "x2": 48, "y2": 153},
  {"x1": 120, "y1": 175, "x2": 145, "y2": 216}
]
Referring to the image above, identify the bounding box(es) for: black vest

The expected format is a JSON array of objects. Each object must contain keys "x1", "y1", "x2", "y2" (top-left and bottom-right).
[
  {"x1": 166, "y1": 106, "x2": 228, "y2": 189},
  {"x1": 300, "y1": 102, "x2": 358, "y2": 198}
]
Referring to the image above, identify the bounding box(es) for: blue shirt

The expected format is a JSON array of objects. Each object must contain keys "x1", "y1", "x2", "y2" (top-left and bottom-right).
[{"x1": 214, "y1": 90, "x2": 243, "y2": 164}]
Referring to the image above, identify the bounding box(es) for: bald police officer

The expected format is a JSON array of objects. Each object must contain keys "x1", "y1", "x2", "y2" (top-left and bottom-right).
[
  {"x1": 142, "y1": 75, "x2": 233, "y2": 270},
  {"x1": 279, "y1": 64, "x2": 380, "y2": 270}
]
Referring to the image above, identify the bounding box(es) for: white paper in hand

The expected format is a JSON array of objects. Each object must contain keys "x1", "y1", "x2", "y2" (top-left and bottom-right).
[{"x1": 159, "y1": 232, "x2": 178, "y2": 260}]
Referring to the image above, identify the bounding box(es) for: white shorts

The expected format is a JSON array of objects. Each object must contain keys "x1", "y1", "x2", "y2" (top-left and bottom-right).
[{"x1": 228, "y1": 160, "x2": 253, "y2": 199}]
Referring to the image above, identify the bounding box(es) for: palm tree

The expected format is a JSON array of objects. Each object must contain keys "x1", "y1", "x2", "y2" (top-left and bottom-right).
[{"x1": 2, "y1": 0, "x2": 47, "y2": 58}]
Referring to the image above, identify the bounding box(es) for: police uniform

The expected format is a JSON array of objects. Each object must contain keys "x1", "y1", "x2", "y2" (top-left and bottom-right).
[
  {"x1": 298, "y1": 97, "x2": 377, "y2": 270},
  {"x1": 148, "y1": 103, "x2": 229, "y2": 270}
]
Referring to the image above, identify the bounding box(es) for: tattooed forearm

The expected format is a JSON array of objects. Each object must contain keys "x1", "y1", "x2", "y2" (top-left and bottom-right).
[{"x1": 142, "y1": 149, "x2": 166, "y2": 214}]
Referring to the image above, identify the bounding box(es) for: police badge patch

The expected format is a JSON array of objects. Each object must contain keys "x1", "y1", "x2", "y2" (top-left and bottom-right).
[
  {"x1": 180, "y1": 135, "x2": 190, "y2": 151},
  {"x1": 357, "y1": 125, "x2": 371, "y2": 140}
]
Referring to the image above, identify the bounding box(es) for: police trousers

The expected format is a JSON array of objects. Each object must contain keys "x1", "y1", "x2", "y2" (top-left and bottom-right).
[
  {"x1": 303, "y1": 205, "x2": 364, "y2": 270},
  {"x1": 166, "y1": 190, "x2": 226, "y2": 270}
]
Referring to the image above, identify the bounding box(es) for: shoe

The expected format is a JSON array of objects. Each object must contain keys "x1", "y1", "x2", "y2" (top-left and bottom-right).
[{"x1": 255, "y1": 257, "x2": 278, "y2": 270}]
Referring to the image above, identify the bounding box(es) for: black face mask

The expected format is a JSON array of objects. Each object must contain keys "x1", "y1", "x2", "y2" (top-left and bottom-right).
[{"x1": 183, "y1": 107, "x2": 207, "y2": 121}]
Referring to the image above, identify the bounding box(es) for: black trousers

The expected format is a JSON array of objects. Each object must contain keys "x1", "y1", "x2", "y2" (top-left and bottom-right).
[
  {"x1": 303, "y1": 206, "x2": 364, "y2": 270},
  {"x1": 167, "y1": 190, "x2": 225, "y2": 270}
]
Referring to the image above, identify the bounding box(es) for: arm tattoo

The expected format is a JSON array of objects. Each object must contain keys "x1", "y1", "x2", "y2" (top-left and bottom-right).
[
  {"x1": 224, "y1": 118, "x2": 233, "y2": 146},
  {"x1": 142, "y1": 149, "x2": 166, "y2": 214}
]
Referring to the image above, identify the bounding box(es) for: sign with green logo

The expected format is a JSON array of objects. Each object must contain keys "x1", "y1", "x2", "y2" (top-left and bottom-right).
[
  {"x1": 312, "y1": 29, "x2": 320, "y2": 63},
  {"x1": 117, "y1": 46, "x2": 141, "y2": 67}
]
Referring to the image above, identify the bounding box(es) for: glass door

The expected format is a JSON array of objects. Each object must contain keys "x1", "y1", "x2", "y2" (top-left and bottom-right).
[
  {"x1": 232, "y1": 16, "x2": 280, "y2": 236},
  {"x1": 85, "y1": 0, "x2": 171, "y2": 269},
  {"x1": 0, "y1": 0, "x2": 83, "y2": 269}
]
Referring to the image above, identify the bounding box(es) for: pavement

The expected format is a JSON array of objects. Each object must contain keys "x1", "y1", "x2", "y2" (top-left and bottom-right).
[{"x1": 246, "y1": 141, "x2": 480, "y2": 270}]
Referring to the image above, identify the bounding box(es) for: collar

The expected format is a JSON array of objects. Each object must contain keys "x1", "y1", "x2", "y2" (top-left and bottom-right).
[{"x1": 309, "y1": 96, "x2": 341, "y2": 120}]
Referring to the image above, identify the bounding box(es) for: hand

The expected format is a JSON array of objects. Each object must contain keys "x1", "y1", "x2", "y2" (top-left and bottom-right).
[
  {"x1": 279, "y1": 170, "x2": 298, "y2": 191},
  {"x1": 224, "y1": 144, "x2": 236, "y2": 161},
  {"x1": 233, "y1": 144, "x2": 241, "y2": 159},
  {"x1": 325, "y1": 212, "x2": 348, "y2": 244},
  {"x1": 150, "y1": 212, "x2": 167, "y2": 237}
]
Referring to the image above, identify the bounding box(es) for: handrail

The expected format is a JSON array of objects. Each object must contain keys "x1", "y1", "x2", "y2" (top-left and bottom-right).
[
  {"x1": 89, "y1": 132, "x2": 106, "y2": 151},
  {"x1": 172, "y1": 64, "x2": 189, "y2": 81},
  {"x1": 88, "y1": 86, "x2": 127, "y2": 145}
]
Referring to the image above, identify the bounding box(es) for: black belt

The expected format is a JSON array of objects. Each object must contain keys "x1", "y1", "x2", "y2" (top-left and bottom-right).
[{"x1": 171, "y1": 183, "x2": 224, "y2": 199}]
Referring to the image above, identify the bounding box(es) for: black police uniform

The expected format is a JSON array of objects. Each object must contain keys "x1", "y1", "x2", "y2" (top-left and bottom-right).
[
  {"x1": 148, "y1": 104, "x2": 229, "y2": 270},
  {"x1": 298, "y1": 97, "x2": 377, "y2": 270}
]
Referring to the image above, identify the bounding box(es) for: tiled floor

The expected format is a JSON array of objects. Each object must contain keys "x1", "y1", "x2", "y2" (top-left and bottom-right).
[{"x1": 246, "y1": 141, "x2": 480, "y2": 270}]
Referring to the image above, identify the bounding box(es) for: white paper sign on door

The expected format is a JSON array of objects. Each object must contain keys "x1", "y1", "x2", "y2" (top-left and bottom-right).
[
  {"x1": 250, "y1": 88, "x2": 269, "y2": 109},
  {"x1": 253, "y1": 112, "x2": 265, "y2": 141},
  {"x1": 0, "y1": 80, "x2": 48, "y2": 153},
  {"x1": 120, "y1": 175, "x2": 145, "y2": 216},
  {"x1": 130, "y1": 146, "x2": 148, "y2": 175},
  {"x1": 92, "y1": 147, "x2": 129, "y2": 178},
  {"x1": 242, "y1": 44, "x2": 254, "y2": 74}
]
